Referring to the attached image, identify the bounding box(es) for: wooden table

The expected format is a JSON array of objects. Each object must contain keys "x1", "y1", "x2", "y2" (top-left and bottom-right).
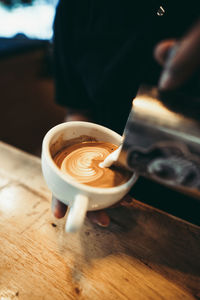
[{"x1": 0, "y1": 141, "x2": 200, "y2": 300}]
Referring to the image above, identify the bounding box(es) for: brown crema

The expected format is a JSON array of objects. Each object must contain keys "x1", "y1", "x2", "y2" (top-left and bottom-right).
[{"x1": 53, "y1": 141, "x2": 132, "y2": 188}]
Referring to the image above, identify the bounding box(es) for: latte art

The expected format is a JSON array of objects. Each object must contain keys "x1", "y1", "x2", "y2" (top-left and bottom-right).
[
  {"x1": 60, "y1": 146, "x2": 110, "y2": 183},
  {"x1": 54, "y1": 141, "x2": 132, "y2": 188}
]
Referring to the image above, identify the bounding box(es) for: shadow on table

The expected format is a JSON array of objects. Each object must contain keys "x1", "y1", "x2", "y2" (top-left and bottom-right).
[{"x1": 77, "y1": 194, "x2": 200, "y2": 296}]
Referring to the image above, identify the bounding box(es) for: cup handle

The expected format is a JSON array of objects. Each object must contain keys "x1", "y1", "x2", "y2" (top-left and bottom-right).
[{"x1": 65, "y1": 194, "x2": 89, "y2": 233}]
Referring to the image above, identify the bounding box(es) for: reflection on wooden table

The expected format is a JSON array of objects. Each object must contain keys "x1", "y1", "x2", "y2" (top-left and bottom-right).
[{"x1": 0, "y1": 141, "x2": 200, "y2": 299}]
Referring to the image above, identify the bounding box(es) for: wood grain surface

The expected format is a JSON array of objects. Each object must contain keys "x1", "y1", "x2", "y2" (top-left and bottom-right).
[{"x1": 0, "y1": 141, "x2": 200, "y2": 300}]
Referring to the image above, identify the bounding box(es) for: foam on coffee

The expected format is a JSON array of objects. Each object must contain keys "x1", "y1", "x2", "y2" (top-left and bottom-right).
[{"x1": 54, "y1": 141, "x2": 132, "y2": 188}]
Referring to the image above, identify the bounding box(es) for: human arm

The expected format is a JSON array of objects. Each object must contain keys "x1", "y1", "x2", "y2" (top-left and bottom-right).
[{"x1": 154, "y1": 20, "x2": 200, "y2": 91}]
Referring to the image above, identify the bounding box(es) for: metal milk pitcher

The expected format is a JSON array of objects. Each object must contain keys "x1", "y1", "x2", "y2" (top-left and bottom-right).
[{"x1": 118, "y1": 85, "x2": 200, "y2": 199}]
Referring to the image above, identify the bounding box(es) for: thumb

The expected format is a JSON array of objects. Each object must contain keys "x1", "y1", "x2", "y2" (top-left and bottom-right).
[
  {"x1": 52, "y1": 196, "x2": 68, "y2": 218},
  {"x1": 154, "y1": 39, "x2": 176, "y2": 66}
]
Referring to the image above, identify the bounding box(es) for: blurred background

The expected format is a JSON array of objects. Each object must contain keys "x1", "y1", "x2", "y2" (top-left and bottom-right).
[{"x1": 0, "y1": 0, "x2": 66, "y2": 155}]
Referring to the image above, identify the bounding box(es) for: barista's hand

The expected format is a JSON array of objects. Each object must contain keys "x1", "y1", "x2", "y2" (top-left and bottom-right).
[
  {"x1": 154, "y1": 20, "x2": 200, "y2": 91},
  {"x1": 52, "y1": 195, "x2": 110, "y2": 227},
  {"x1": 52, "y1": 194, "x2": 133, "y2": 227}
]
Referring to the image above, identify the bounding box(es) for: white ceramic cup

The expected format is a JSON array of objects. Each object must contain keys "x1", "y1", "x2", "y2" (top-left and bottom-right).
[{"x1": 41, "y1": 121, "x2": 137, "y2": 232}]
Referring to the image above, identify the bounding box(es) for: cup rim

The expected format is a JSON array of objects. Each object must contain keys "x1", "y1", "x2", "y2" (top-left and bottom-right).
[{"x1": 42, "y1": 121, "x2": 137, "y2": 194}]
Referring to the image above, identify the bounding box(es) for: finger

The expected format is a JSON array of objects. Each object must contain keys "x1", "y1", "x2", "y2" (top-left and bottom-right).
[
  {"x1": 154, "y1": 39, "x2": 176, "y2": 65},
  {"x1": 86, "y1": 195, "x2": 134, "y2": 227},
  {"x1": 119, "y1": 194, "x2": 136, "y2": 207},
  {"x1": 64, "y1": 114, "x2": 91, "y2": 122},
  {"x1": 64, "y1": 109, "x2": 94, "y2": 123},
  {"x1": 51, "y1": 196, "x2": 68, "y2": 218},
  {"x1": 159, "y1": 21, "x2": 200, "y2": 91},
  {"x1": 110, "y1": 194, "x2": 133, "y2": 208},
  {"x1": 87, "y1": 210, "x2": 110, "y2": 227}
]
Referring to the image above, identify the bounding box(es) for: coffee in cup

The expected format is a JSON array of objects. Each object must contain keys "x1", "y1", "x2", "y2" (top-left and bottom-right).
[{"x1": 53, "y1": 140, "x2": 132, "y2": 188}]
